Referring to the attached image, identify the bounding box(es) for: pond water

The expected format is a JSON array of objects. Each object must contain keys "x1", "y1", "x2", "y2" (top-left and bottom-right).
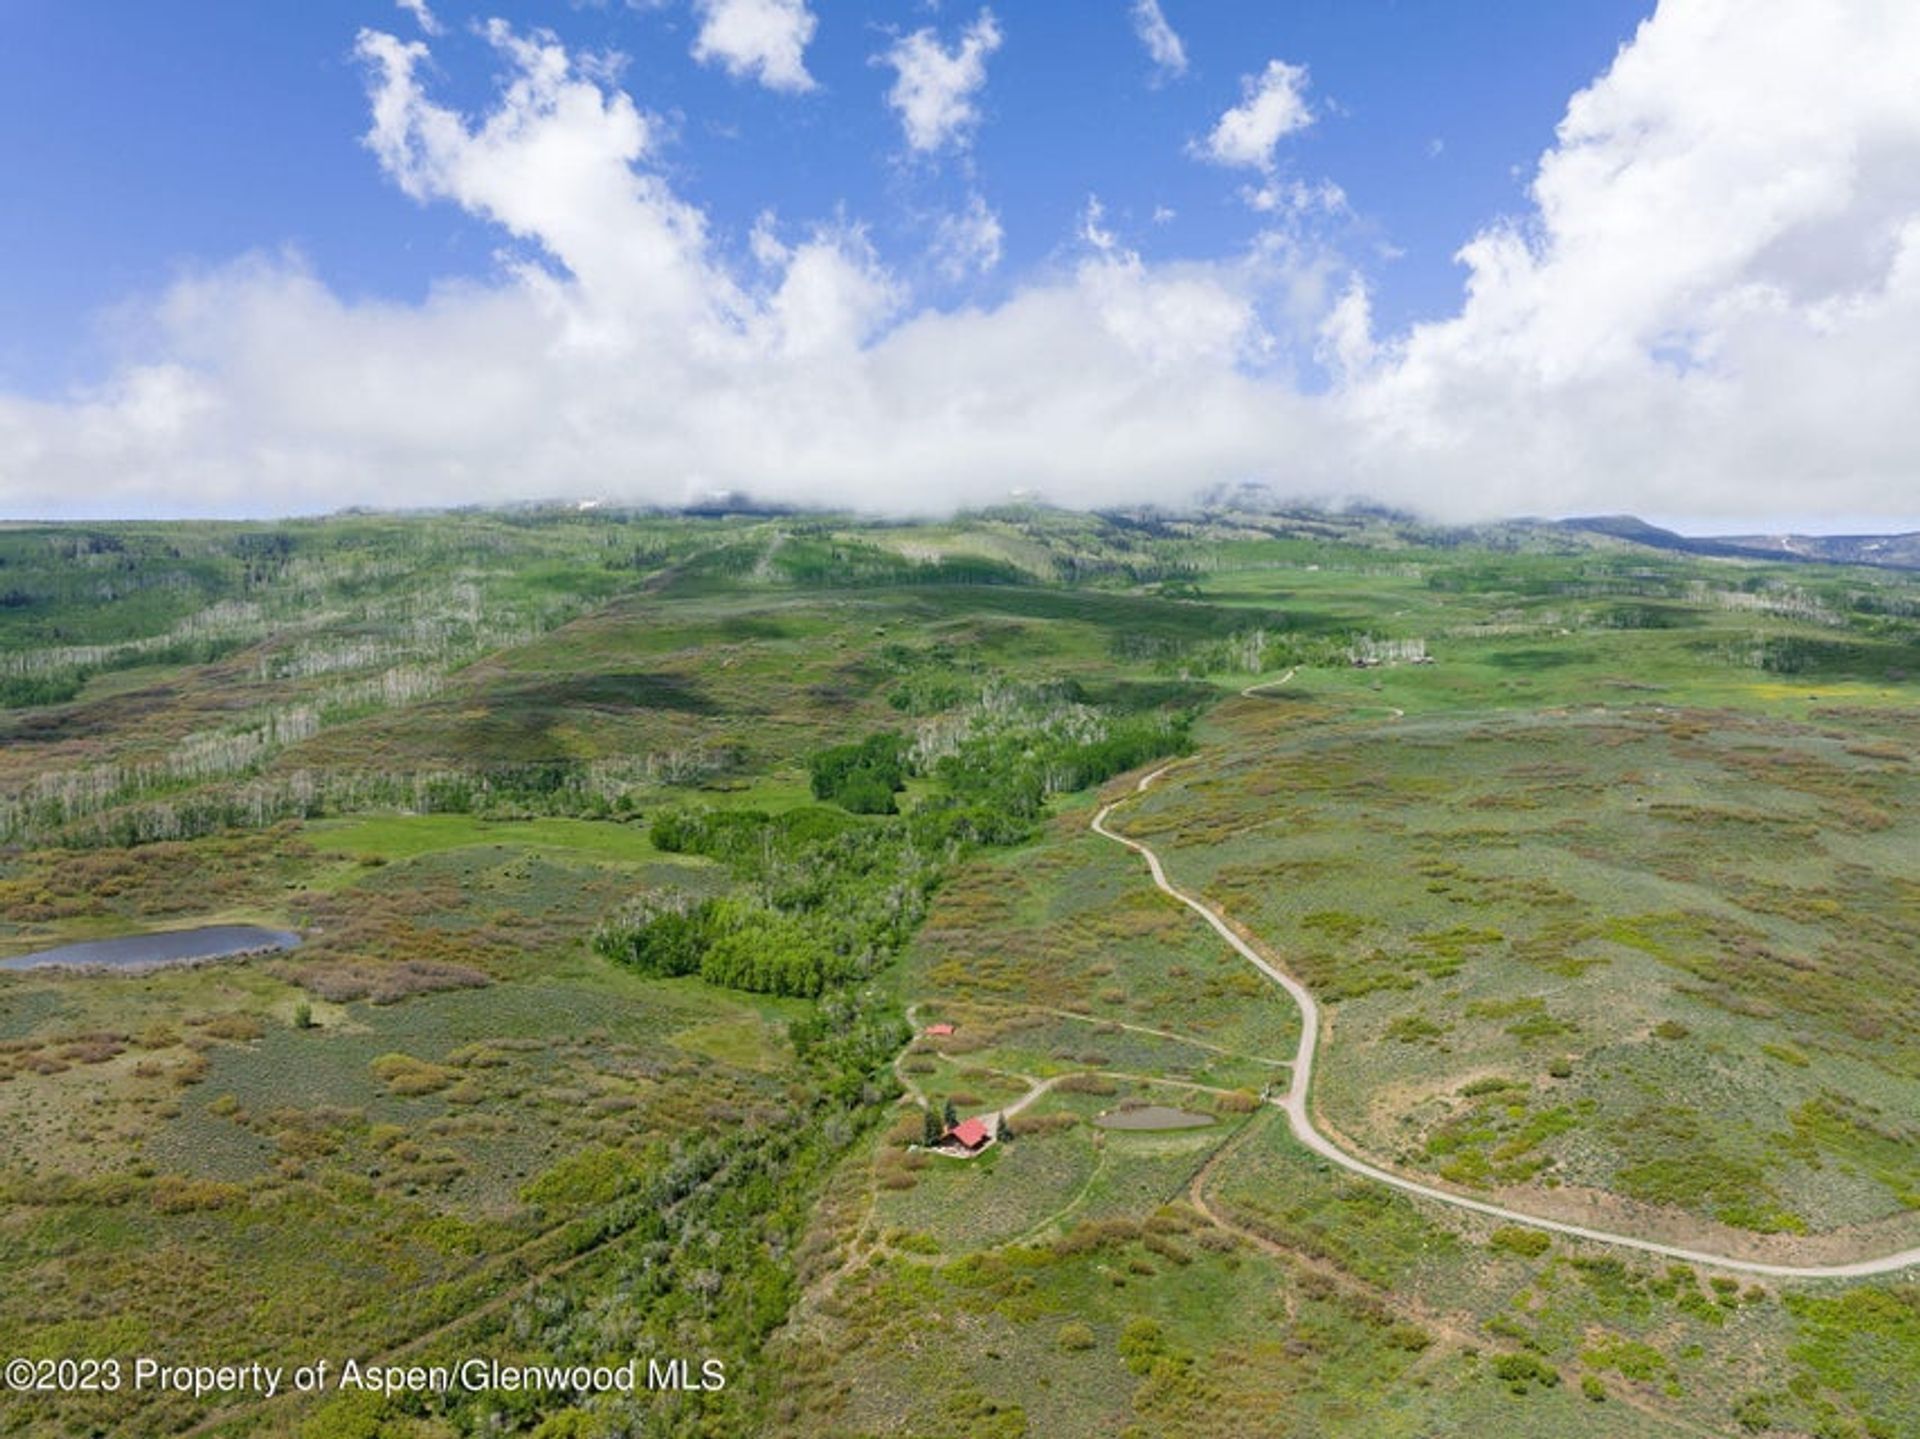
[
  {"x1": 0, "y1": 924, "x2": 301, "y2": 974},
  {"x1": 1093, "y1": 1104, "x2": 1216, "y2": 1131}
]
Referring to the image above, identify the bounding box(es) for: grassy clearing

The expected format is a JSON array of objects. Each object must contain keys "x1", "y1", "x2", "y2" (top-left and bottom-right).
[
  {"x1": 904, "y1": 817, "x2": 1301, "y2": 1074},
  {"x1": 307, "y1": 812, "x2": 680, "y2": 865}
]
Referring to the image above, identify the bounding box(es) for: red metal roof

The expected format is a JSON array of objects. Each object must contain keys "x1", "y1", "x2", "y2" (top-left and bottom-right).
[
  {"x1": 925, "y1": 1023, "x2": 955, "y2": 1036},
  {"x1": 949, "y1": 1117, "x2": 990, "y2": 1149}
]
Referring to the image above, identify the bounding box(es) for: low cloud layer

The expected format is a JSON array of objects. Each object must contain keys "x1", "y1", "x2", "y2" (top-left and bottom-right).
[{"x1": 3, "y1": 1, "x2": 1919, "y2": 524}]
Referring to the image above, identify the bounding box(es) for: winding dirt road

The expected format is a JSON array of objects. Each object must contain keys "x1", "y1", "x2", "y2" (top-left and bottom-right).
[{"x1": 1093, "y1": 763, "x2": 1920, "y2": 1281}]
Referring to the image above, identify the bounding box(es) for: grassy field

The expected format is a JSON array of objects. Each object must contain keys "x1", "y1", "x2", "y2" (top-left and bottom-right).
[
  {"x1": 0, "y1": 505, "x2": 1917, "y2": 1435},
  {"x1": 306, "y1": 812, "x2": 680, "y2": 865},
  {"x1": 902, "y1": 807, "x2": 1301, "y2": 1081},
  {"x1": 1122, "y1": 696, "x2": 1920, "y2": 1248}
]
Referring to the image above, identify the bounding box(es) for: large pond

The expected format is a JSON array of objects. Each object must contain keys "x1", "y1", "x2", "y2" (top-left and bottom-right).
[
  {"x1": 1093, "y1": 1104, "x2": 1217, "y2": 1132},
  {"x1": 0, "y1": 924, "x2": 301, "y2": 974}
]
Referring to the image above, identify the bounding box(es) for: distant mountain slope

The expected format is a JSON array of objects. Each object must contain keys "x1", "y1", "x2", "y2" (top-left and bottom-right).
[
  {"x1": 1710, "y1": 530, "x2": 1920, "y2": 568},
  {"x1": 1556, "y1": 514, "x2": 1920, "y2": 570}
]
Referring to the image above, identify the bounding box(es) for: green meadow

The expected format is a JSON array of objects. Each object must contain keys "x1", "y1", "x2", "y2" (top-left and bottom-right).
[{"x1": 307, "y1": 813, "x2": 677, "y2": 865}]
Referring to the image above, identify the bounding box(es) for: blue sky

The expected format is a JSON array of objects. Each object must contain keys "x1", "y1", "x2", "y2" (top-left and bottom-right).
[
  {"x1": 2, "y1": 1, "x2": 1917, "y2": 527},
  {"x1": 2, "y1": 1, "x2": 1649, "y2": 392}
]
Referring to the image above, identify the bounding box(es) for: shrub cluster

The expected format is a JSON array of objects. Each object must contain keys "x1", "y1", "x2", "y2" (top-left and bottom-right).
[{"x1": 809, "y1": 732, "x2": 908, "y2": 814}]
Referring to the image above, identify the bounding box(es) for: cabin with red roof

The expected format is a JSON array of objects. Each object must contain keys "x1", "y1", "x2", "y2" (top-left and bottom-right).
[
  {"x1": 946, "y1": 1117, "x2": 990, "y2": 1152},
  {"x1": 924, "y1": 1022, "x2": 955, "y2": 1038}
]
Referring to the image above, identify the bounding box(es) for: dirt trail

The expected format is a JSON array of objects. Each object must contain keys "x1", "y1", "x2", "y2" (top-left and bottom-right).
[{"x1": 1239, "y1": 668, "x2": 1296, "y2": 697}]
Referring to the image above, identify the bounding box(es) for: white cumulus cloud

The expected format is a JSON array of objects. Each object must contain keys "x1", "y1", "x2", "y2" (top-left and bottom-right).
[
  {"x1": 1201, "y1": 59, "x2": 1312, "y2": 170},
  {"x1": 1131, "y1": 0, "x2": 1187, "y2": 81},
  {"x1": 690, "y1": 0, "x2": 818, "y2": 94},
  {"x1": 1335, "y1": 0, "x2": 1920, "y2": 521},
  {"x1": 877, "y1": 9, "x2": 1003, "y2": 154}
]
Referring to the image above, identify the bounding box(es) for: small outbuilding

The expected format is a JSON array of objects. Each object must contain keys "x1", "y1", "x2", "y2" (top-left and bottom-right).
[
  {"x1": 924, "y1": 1022, "x2": 956, "y2": 1038},
  {"x1": 947, "y1": 1117, "x2": 990, "y2": 1152}
]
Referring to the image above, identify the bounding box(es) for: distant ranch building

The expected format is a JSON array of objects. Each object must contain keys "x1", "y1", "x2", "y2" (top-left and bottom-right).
[{"x1": 946, "y1": 1118, "x2": 990, "y2": 1153}]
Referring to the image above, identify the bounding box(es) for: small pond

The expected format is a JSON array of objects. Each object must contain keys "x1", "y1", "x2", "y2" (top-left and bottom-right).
[
  {"x1": 1093, "y1": 1104, "x2": 1216, "y2": 1131},
  {"x1": 0, "y1": 924, "x2": 301, "y2": 974}
]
